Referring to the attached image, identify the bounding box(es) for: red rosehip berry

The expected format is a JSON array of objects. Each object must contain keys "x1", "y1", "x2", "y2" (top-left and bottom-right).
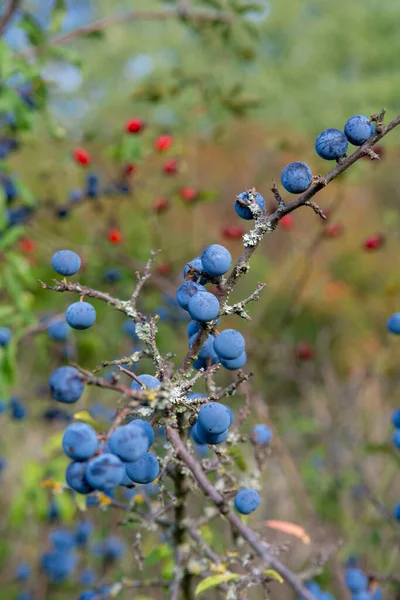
[
  {"x1": 280, "y1": 214, "x2": 294, "y2": 230},
  {"x1": 108, "y1": 229, "x2": 123, "y2": 244},
  {"x1": 163, "y1": 158, "x2": 178, "y2": 175},
  {"x1": 19, "y1": 237, "x2": 36, "y2": 253},
  {"x1": 222, "y1": 225, "x2": 244, "y2": 240},
  {"x1": 180, "y1": 187, "x2": 198, "y2": 202},
  {"x1": 153, "y1": 198, "x2": 170, "y2": 214},
  {"x1": 323, "y1": 223, "x2": 343, "y2": 238},
  {"x1": 156, "y1": 262, "x2": 172, "y2": 276},
  {"x1": 363, "y1": 234, "x2": 384, "y2": 250},
  {"x1": 296, "y1": 341, "x2": 314, "y2": 361},
  {"x1": 73, "y1": 148, "x2": 91, "y2": 166},
  {"x1": 124, "y1": 163, "x2": 136, "y2": 176},
  {"x1": 155, "y1": 134, "x2": 173, "y2": 152},
  {"x1": 125, "y1": 118, "x2": 144, "y2": 134}
]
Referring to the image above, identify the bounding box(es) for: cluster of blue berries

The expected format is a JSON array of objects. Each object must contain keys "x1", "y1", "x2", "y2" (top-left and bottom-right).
[
  {"x1": 344, "y1": 567, "x2": 382, "y2": 600},
  {"x1": 391, "y1": 408, "x2": 400, "y2": 450},
  {"x1": 280, "y1": 115, "x2": 375, "y2": 196},
  {"x1": 0, "y1": 395, "x2": 27, "y2": 420},
  {"x1": 52, "y1": 250, "x2": 97, "y2": 330}
]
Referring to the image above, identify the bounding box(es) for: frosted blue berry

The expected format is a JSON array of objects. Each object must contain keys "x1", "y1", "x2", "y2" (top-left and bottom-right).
[
  {"x1": 198, "y1": 402, "x2": 231, "y2": 435},
  {"x1": 51, "y1": 250, "x2": 81, "y2": 276},
  {"x1": 176, "y1": 281, "x2": 205, "y2": 310},
  {"x1": 351, "y1": 592, "x2": 371, "y2": 600},
  {"x1": 109, "y1": 424, "x2": 150, "y2": 461},
  {"x1": 47, "y1": 320, "x2": 70, "y2": 341},
  {"x1": 345, "y1": 568, "x2": 368, "y2": 592},
  {"x1": 201, "y1": 244, "x2": 232, "y2": 277},
  {"x1": 184, "y1": 257, "x2": 205, "y2": 283},
  {"x1": 10, "y1": 397, "x2": 26, "y2": 419},
  {"x1": 66, "y1": 301, "x2": 96, "y2": 330},
  {"x1": 85, "y1": 454, "x2": 125, "y2": 490},
  {"x1": 387, "y1": 313, "x2": 400, "y2": 334},
  {"x1": 15, "y1": 563, "x2": 31, "y2": 581},
  {"x1": 391, "y1": 409, "x2": 400, "y2": 428},
  {"x1": 315, "y1": 128, "x2": 348, "y2": 160},
  {"x1": 125, "y1": 453, "x2": 160, "y2": 484},
  {"x1": 0, "y1": 327, "x2": 12, "y2": 347},
  {"x1": 392, "y1": 429, "x2": 400, "y2": 448},
  {"x1": 187, "y1": 320, "x2": 200, "y2": 337},
  {"x1": 220, "y1": 351, "x2": 247, "y2": 370},
  {"x1": 281, "y1": 162, "x2": 313, "y2": 194},
  {"x1": 66, "y1": 461, "x2": 93, "y2": 494},
  {"x1": 344, "y1": 115, "x2": 374, "y2": 146},
  {"x1": 371, "y1": 589, "x2": 383, "y2": 600},
  {"x1": 250, "y1": 424, "x2": 272, "y2": 446},
  {"x1": 234, "y1": 488, "x2": 260, "y2": 514},
  {"x1": 62, "y1": 422, "x2": 99, "y2": 461},
  {"x1": 128, "y1": 419, "x2": 155, "y2": 446},
  {"x1": 235, "y1": 191, "x2": 265, "y2": 220},
  {"x1": 393, "y1": 503, "x2": 400, "y2": 520},
  {"x1": 214, "y1": 329, "x2": 245, "y2": 360},
  {"x1": 50, "y1": 529, "x2": 76, "y2": 551},
  {"x1": 123, "y1": 320, "x2": 138, "y2": 339},
  {"x1": 188, "y1": 291, "x2": 219, "y2": 322},
  {"x1": 191, "y1": 423, "x2": 228, "y2": 445},
  {"x1": 130, "y1": 374, "x2": 160, "y2": 391},
  {"x1": 75, "y1": 520, "x2": 93, "y2": 545},
  {"x1": 49, "y1": 366, "x2": 84, "y2": 403},
  {"x1": 189, "y1": 333, "x2": 216, "y2": 360},
  {"x1": 79, "y1": 569, "x2": 95, "y2": 586}
]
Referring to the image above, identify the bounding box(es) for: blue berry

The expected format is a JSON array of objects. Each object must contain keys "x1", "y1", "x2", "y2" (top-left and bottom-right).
[
  {"x1": 69, "y1": 189, "x2": 83, "y2": 203},
  {"x1": 123, "y1": 319, "x2": 138, "y2": 339},
  {"x1": 66, "y1": 301, "x2": 96, "y2": 330},
  {"x1": 201, "y1": 244, "x2": 232, "y2": 277},
  {"x1": 176, "y1": 281, "x2": 205, "y2": 310},
  {"x1": 62, "y1": 423, "x2": 99, "y2": 461},
  {"x1": 79, "y1": 568, "x2": 96, "y2": 586},
  {"x1": 220, "y1": 351, "x2": 247, "y2": 370},
  {"x1": 188, "y1": 291, "x2": 219, "y2": 322},
  {"x1": 41, "y1": 550, "x2": 77, "y2": 583},
  {"x1": 10, "y1": 396, "x2": 26, "y2": 419},
  {"x1": 0, "y1": 327, "x2": 12, "y2": 346},
  {"x1": 345, "y1": 568, "x2": 368, "y2": 592},
  {"x1": 86, "y1": 173, "x2": 99, "y2": 198},
  {"x1": 235, "y1": 191, "x2": 265, "y2": 220},
  {"x1": 17, "y1": 593, "x2": 32, "y2": 600},
  {"x1": 47, "y1": 320, "x2": 70, "y2": 341},
  {"x1": 120, "y1": 466, "x2": 135, "y2": 487},
  {"x1": 128, "y1": 419, "x2": 155, "y2": 446},
  {"x1": 187, "y1": 320, "x2": 201, "y2": 337},
  {"x1": 214, "y1": 329, "x2": 245, "y2": 360},
  {"x1": 394, "y1": 503, "x2": 400, "y2": 520},
  {"x1": 0, "y1": 398, "x2": 6, "y2": 413},
  {"x1": 51, "y1": 250, "x2": 81, "y2": 276},
  {"x1": 50, "y1": 528, "x2": 76, "y2": 551},
  {"x1": 130, "y1": 374, "x2": 160, "y2": 391},
  {"x1": 49, "y1": 366, "x2": 84, "y2": 403},
  {"x1": 104, "y1": 268, "x2": 122, "y2": 283},
  {"x1": 371, "y1": 589, "x2": 383, "y2": 600},
  {"x1": 392, "y1": 429, "x2": 400, "y2": 448},
  {"x1": 109, "y1": 424, "x2": 150, "y2": 461},
  {"x1": 184, "y1": 257, "x2": 205, "y2": 282},
  {"x1": 234, "y1": 488, "x2": 260, "y2": 514},
  {"x1": 97, "y1": 537, "x2": 125, "y2": 560},
  {"x1": 15, "y1": 563, "x2": 31, "y2": 581},
  {"x1": 75, "y1": 520, "x2": 93, "y2": 545},
  {"x1": 189, "y1": 333, "x2": 216, "y2": 360},
  {"x1": 86, "y1": 454, "x2": 125, "y2": 490},
  {"x1": 315, "y1": 128, "x2": 348, "y2": 160},
  {"x1": 126, "y1": 453, "x2": 160, "y2": 483},
  {"x1": 79, "y1": 591, "x2": 97, "y2": 600},
  {"x1": 191, "y1": 422, "x2": 227, "y2": 445},
  {"x1": 198, "y1": 402, "x2": 231, "y2": 435},
  {"x1": 351, "y1": 593, "x2": 371, "y2": 600},
  {"x1": 66, "y1": 461, "x2": 93, "y2": 494},
  {"x1": 250, "y1": 424, "x2": 272, "y2": 446},
  {"x1": 391, "y1": 409, "x2": 400, "y2": 428},
  {"x1": 281, "y1": 162, "x2": 313, "y2": 194},
  {"x1": 344, "y1": 115, "x2": 374, "y2": 146},
  {"x1": 387, "y1": 313, "x2": 400, "y2": 334}
]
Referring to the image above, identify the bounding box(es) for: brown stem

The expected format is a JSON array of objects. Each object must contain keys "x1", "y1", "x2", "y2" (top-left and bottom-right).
[{"x1": 0, "y1": 0, "x2": 21, "y2": 36}]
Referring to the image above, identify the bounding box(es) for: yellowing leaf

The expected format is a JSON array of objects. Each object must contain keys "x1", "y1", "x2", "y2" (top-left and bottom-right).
[
  {"x1": 43, "y1": 431, "x2": 63, "y2": 456},
  {"x1": 98, "y1": 492, "x2": 112, "y2": 506},
  {"x1": 263, "y1": 520, "x2": 311, "y2": 544},
  {"x1": 73, "y1": 410, "x2": 106, "y2": 431},
  {"x1": 264, "y1": 570, "x2": 284, "y2": 583},
  {"x1": 74, "y1": 493, "x2": 87, "y2": 512},
  {"x1": 40, "y1": 479, "x2": 64, "y2": 494},
  {"x1": 195, "y1": 573, "x2": 242, "y2": 596}
]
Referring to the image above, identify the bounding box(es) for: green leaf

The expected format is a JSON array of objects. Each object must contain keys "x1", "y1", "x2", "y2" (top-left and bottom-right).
[
  {"x1": 73, "y1": 410, "x2": 107, "y2": 432},
  {"x1": 43, "y1": 431, "x2": 63, "y2": 457},
  {"x1": 195, "y1": 573, "x2": 242, "y2": 596},
  {"x1": 0, "y1": 226, "x2": 25, "y2": 250},
  {"x1": 263, "y1": 570, "x2": 284, "y2": 583},
  {"x1": 7, "y1": 253, "x2": 36, "y2": 287},
  {"x1": 197, "y1": 190, "x2": 219, "y2": 203},
  {"x1": 20, "y1": 13, "x2": 45, "y2": 46},
  {"x1": 49, "y1": 0, "x2": 67, "y2": 34},
  {"x1": 17, "y1": 182, "x2": 37, "y2": 208},
  {"x1": 228, "y1": 446, "x2": 248, "y2": 471},
  {"x1": 74, "y1": 493, "x2": 87, "y2": 513},
  {"x1": 144, "y1": 544, "x2": 172, "y2": 567}
]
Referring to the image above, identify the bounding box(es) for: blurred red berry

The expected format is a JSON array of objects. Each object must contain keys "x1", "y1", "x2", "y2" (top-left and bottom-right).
[
  {"x1": 156, "y1": 262, "x2": 172, "y2": 276},
  {"x1": 362, "y1": 144, "x2": 384, "y2": 160},
  {"x1": 108, "y1": 229, "x2": 123, "y2": 244},
  {"x1": 363, "y1": 234, "x2": 384, "y2": 250},
  {"x1": 73, "y1": 148, "x2": 91, "y2": 166},
  {"x1": 280, "y1": 214, "x2": 294, "y2": 230},
  {"x1": 323, "y1": 223, "x2": 343, "y2": 238},
  {"x1": 155, "y1": 134, "x2": 173, "y2": 152},
  {"x1": 222, "y1": 225, "x2": 244, "y2": 239},
  {"x1": 163, "y1": 159, "x2": 178, "y2": 175},
  {"x1": 125, "y1": 118, "x2": 144, "y2": 134},
  {"x1": 19, "y1": 237, "x2": 36, "y2": 253},
  {"x1": 124, "y1": 163, "x2": 136, "y2": 176},
  {"x1": 296, "y1": 342, "x2": 314, "y2": 361},
  {"x1": 153, "y1": 198, "x2": 170, "y2": 213},
  {"x1": 180, "y1": 187, "x2": 198, "y2": 202}
]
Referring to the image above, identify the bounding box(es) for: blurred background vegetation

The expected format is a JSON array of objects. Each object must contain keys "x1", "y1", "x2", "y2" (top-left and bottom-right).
[{"x1": 1, "y1": 0, "x2": 400, "y2": 599}]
